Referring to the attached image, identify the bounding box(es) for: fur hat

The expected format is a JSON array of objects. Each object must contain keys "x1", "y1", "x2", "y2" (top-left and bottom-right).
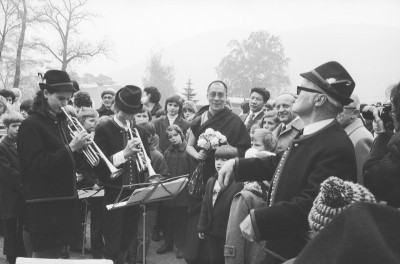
[
  {"x1": 115, "y1": 85, "x2": 143, "y2": 114},
  {"x1": 300, "y1": 61, "x2": 355, "y2": 106},
  {"x1": 39, "y1": 70, "x2": 76, "y2": 92},
  {"x1": 308, "y1": 176, "x2": 376, "y2": 233}
]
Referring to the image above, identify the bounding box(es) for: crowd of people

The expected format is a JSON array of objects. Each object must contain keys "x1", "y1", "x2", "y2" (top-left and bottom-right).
[{"x1": 0, "y1": 60, "x2": 399, "y2": 264}]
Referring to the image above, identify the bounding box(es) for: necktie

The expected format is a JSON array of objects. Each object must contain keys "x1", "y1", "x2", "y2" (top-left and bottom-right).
[
  {"x1": 280, "y1": 124, "x2": 286, "y2": 135},
  {"x1": 246, "y1": 112, "x2": 255, "y2": 127}
]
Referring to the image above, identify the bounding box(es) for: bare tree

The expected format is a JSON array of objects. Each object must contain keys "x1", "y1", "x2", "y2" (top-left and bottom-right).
[
  {"x1": 36, "y1": 0, "x2": 108, "y2": 71},
  {"x1": 12, "y1": 0, "x2": 26, "y2": 87},
  {"x1": 0, "y1": 0, "x2": 20, "y2": 61}
]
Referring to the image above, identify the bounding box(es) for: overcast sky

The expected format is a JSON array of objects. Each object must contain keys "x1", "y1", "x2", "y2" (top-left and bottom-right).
[{"x1": 76, "y1": 0, "x2": 400, "y2": 102}]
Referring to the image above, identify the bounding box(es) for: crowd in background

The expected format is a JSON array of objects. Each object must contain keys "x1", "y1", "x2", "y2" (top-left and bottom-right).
[{"x1": 0, "y1": 61, "x2": 399, "y2": 264}]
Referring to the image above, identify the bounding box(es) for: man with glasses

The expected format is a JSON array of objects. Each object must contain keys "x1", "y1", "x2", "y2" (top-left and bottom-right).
[
  {"x1": 218, "y1": 62, "x2": 357, "y2": 264},
  {"x1": 185, "y1": 80, "x2": 250, "y2": 263},
  {"x1": 97, "y1": 88, "x2": 116, "y2": 117},
  {"x1": 337, "y1": 94, "x2": 373, "y2": 184},
  {"x1": 273, "y1": 93, "x2": 304, "y2": 152}
]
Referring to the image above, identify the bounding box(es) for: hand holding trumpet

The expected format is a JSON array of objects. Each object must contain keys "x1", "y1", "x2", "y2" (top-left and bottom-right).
[
  {"x1": 69, "y1": 130, "x2": 92, "y2": 152},
  {"x1": 123, "y1": 137, "x2": 142, "y2": 159}
]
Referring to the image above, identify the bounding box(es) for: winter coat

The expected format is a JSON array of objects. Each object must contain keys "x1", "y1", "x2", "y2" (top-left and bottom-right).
[
  {"x1": 197, "y1": 175, "x2": 243, "y2": 239},
  {"x1": 225, "y1": 184, "x2": 267, "y2": 264},
  {"x1": 0, "y1": 135, "x2": 25, "y2": 219},
  {"x1": 344, "y1": 118, "x2": 373, "y2": 184},
  {"x1": 18, "y1": 110, "x2": 80, "y2": 203},
  {"x1": 163, "y1": 141, "x2": 196, "y2": 207},
  {"x1": 364, "y1": 132, "x2": 400, "y2": 207},
  {"x1": 272, "y1": 117, "x2": 304, "y2": 153}
]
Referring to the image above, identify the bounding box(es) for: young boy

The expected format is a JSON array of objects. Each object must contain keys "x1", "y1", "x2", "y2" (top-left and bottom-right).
[
  {"x1": 0, "y1": 112, "x2": 27, "y2": 264},
  {"x1": 74, "y1": 107, "x2": 104, "y2": 258},
  {"x1": 197, "y1": 145, "x2": 244, "y2": 264}
]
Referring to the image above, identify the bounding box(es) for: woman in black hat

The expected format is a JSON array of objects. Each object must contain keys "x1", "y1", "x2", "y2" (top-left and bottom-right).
[
  {"x1": 17, "y1": 70, "x2": 91, "y2": 258},
  {"x1": 94, "y1": 85, "x2": 150, "y2": 264}
]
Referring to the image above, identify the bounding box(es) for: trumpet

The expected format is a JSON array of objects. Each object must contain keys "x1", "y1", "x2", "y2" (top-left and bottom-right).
[
  {"x1": 127, "y1": 124, "x2": 165, "y2": 184},
  {"x1": 61, "y1": 107, "x2": 123, "y2": 180}
]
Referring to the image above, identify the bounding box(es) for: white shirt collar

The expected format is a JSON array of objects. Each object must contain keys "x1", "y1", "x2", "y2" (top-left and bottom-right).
[
  {"x1": 303, "y1": 118, "x2": 335, "y2": 135},
  {"x1": 113, "y1": 115, "x2": 129, "y2": 130},
  {"x1": 168, "y1": 114, "x2": 178, "y2": 125}
]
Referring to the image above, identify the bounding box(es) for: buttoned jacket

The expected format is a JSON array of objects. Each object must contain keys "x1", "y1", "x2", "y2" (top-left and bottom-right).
[{"x1": 235, "y1": 120, "x2": 357, "y2": 260}]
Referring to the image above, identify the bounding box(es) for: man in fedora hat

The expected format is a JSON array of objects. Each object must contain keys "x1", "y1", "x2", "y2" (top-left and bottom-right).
[
  {"x1": 218, "y1": 61, "x2": 357, "y2": 263},
  {"x1": 94, "y1": 85, "x2": 150, "y2": 264},
  {"x1": 18, "y1": 69, "x2": 91, "y2": 258}
]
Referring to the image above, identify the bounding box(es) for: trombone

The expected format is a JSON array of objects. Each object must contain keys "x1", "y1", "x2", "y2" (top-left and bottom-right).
[
  {"x1": 127, "y1": 124, "x2": 165, "y2": 184},
  {"x1": 61, "y1": 107, "x2": 123, "y2": 179}
]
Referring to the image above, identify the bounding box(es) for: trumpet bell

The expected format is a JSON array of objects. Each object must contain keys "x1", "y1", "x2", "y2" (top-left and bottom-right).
[{"x1": 146, "y1": 174, "x2": 165, "y2": 184}]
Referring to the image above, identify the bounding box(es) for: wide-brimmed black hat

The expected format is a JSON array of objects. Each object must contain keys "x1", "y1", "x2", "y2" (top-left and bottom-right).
[
  {"x1": 300, "y1": 61, "x2": 355, "y2": 106},
  {"x1": 39, "y1": 70, "x2": 76, "y2": 92},
  {"x1": 115, "y1": 85, "x2": 143, "y2": 114}
]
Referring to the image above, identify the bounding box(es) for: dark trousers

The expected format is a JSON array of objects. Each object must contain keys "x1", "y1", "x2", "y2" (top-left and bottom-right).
[
  {"x1": 153, "y1": 202, "x2": 167, "y2": 234},
  {"x1": 164, "y1": 207, "x2": 187, "y2": 250},
  {"x1": 3, "y1": 216, "x2": 26, "y2": 263},
  {"x1": 89, "y1": 197, "x2": 104, "y2": 251},
  {"x1": 103, "y1": 203, "x2": 140, "y2": 257},
  {"x1": 197, "y1": 236, "x2": 225, "y2": 264}
]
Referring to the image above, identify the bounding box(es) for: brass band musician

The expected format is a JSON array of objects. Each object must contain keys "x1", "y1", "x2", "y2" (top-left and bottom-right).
[{"x1": 94, "y1": 85, "x2": 150, "y2": 264}]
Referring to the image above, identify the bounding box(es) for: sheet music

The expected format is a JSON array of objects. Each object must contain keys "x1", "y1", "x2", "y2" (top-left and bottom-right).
[
  {"x1": 78, "y1": 188, "x2": 104, "y2": 199},
  {"x1": 106, "y1": 177, "x2": 188, "y2": 210}
]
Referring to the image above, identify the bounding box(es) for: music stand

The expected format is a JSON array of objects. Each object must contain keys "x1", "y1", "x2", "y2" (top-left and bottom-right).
[
  {"x1": 106, "y1": 175, "x2": 189, "y2": 264},
  {"x1": 78, "y1": 187, "x2": 104, "y2": 257}
]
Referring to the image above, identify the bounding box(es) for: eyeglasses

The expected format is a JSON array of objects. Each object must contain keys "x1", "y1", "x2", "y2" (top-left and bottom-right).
[
  {"x1": 208, "y1": 91, "x2": 226, "y2": 98},
  {"x1": 103, "y1": 96, "x2": 113, "y2": 100},
  {"x1": 297, "y1": 86, "x2": 323, "y2": 96}
]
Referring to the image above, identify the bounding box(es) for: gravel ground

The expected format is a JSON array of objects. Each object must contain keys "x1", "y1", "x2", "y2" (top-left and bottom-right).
[{"x1": 0, "y1": 207, "x2": 186, "y2": 264}]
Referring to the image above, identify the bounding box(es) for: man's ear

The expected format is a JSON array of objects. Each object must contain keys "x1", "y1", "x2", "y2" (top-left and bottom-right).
[
  {"x1": 351, "y1": 109, "x2": 360, "y2": 121},
  {"x1": 314, "y1": 94, "x2": 327, "y2": 107}
]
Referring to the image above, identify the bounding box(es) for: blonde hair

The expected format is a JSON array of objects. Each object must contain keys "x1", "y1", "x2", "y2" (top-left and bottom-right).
[{"x1": 252, "y1": 128, "x2": 277, "y2": 152}]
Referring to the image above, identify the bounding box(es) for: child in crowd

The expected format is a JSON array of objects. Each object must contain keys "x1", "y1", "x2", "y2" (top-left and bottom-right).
[
  {"x1": 0, "y1": 112, "x2": 28, "y2": 263},
  {"x1": 153, "y1": 94, "x2": 190, "y2": 154},
  {"x1": 133, "y1": 105, "x2": 152, "y2": 125},
  {"x1": 245, "y1": 128, "x2": 277, "y2": 158},
  {"x1": 74, "y1": 107, "x2": 104, "y2": 258},
  {"x1": 259, "y1": 110, "x2": 279, "y2": 132},
  {"x1": 182, "y1": 101, "x2": 197, "y2": 122},
  {"x1": 19, "y1": 99, "x2": 33, "y2": 119},
  {"x1": 197, "y1": 145, "x2": 244, "y2": 264},
  {"x1": 157, "y1": 125, "x2": 196, "y2": 259}
]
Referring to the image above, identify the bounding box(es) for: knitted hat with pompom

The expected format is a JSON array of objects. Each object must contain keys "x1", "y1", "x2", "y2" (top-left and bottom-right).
[{"x1": 308, "y1": 176, "x2": 376, "y2": 233}]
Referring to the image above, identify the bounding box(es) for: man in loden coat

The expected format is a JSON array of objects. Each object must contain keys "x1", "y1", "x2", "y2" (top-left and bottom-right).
[
  {"x1": 337, "y1": 94, "x2": 373, "y2": 184},
  {"x1": 218, "y1": 61, "x2": 357, "y2": 263}
]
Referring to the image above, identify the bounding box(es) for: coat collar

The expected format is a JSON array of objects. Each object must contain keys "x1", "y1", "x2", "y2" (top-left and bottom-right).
[
  {"x1": 344, "y1": 118, "x2": 365, "y2": 135},
  {"x1": 170, "y1": 140, "x2": 187, "y2": 152}
]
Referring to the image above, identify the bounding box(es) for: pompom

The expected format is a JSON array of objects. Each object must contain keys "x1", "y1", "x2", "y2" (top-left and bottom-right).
[{"x1": 320, "y1": 176, "x2": 352, "y2": 208}]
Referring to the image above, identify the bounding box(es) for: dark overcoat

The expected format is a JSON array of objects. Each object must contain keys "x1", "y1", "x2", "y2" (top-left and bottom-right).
[
  {"x1": 0, "y1": 135, "x2": 25, "y2": 219},
  {"x1": 235, "y1": 120, "x2": 357, "y2": 261},
  {"x1": 17, "y1": 111, "x2": 78, "y2": 202},
  {"x1": 240, "y1": 111, "x2": 265, "y2": 132}
]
